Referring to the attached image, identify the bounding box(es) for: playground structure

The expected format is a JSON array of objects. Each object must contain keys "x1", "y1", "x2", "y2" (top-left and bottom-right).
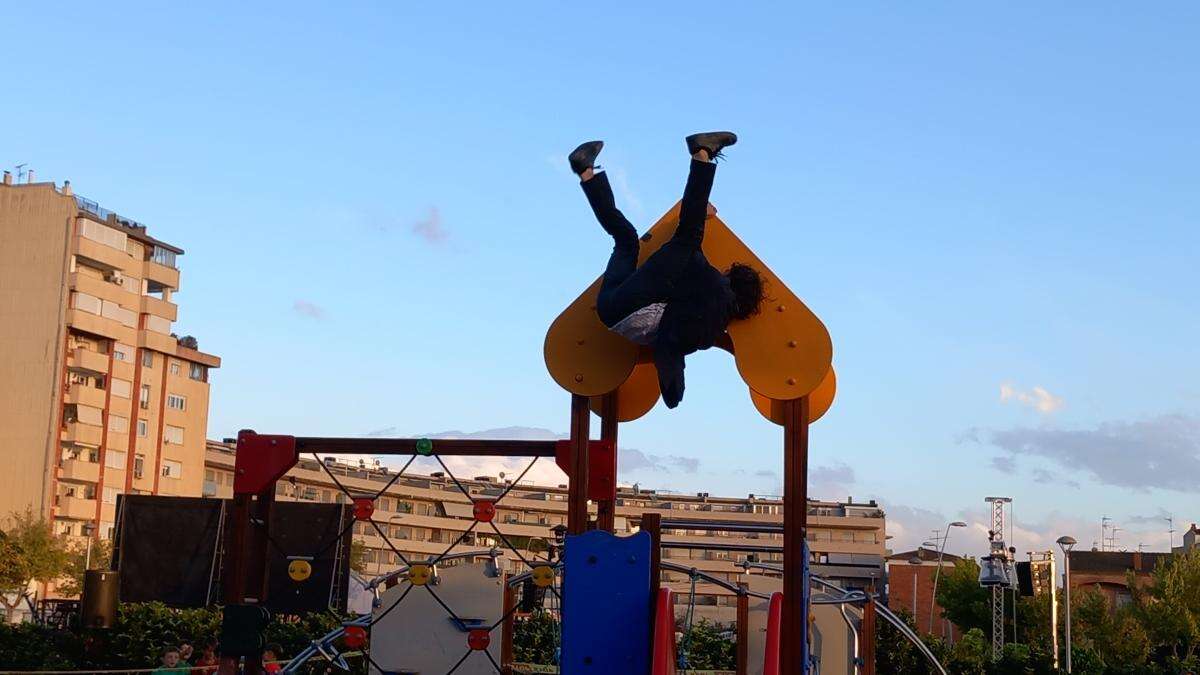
[{"x1": 217, "y1": 204, "x2": 944, "y2": 674}]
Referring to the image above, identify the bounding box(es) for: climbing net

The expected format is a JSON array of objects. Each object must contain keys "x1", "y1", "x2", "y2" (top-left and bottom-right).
[{"x1": 277, "y1": 438, "x2": 564, "y2": 675}]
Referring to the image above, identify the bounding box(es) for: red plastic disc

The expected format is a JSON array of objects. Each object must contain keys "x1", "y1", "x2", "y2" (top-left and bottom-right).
[
  {"x1": 344, "y1": 625, "x2": 367, "y2": 649},
  {"x1": 472, "y1": 500, "x2": 496, "y2": 523},
  {"x1": 467, "y1": 629, "x2": 491, "y2": 651},
  {"x1": 353, "y1": 497, "x2": 375, "y2": 521}
]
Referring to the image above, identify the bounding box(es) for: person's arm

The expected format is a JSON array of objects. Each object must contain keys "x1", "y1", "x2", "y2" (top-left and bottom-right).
[{"x1": 653, "y1": 343, "x2": 686, "y2": 409}]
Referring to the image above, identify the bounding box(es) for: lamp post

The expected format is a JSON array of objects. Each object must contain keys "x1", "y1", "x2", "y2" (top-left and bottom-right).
[
  {"x1": 1057, "y1": 535, "x2": 1077, "y2": 673},
  {"x1": 929, "y1": 521, "x2": 966, "y2": 635},
  {"x1": 908, "y1": 556, "x2": 924, "y2": 619}
]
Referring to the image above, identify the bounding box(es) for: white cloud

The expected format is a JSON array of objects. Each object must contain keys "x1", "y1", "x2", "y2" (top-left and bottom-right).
[
  {"x1": 999, "y1": 383, "x2": 1064, "y2": 414},
  {"x1": 292, "y1": 299, "x2": 326, "y2": 320}
]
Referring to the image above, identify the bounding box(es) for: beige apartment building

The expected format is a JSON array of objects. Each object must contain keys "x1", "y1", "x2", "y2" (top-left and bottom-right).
[
  {"x1": 0, "y1": 176, "x2": 220, "y2": 544},
  {"x1": 205, "y1": 440, "x2": 886, "y2": 619}
]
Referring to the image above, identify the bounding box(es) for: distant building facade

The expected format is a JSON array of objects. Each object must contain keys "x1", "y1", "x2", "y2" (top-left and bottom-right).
[
  {"x1": 205, "y1": 440, "x2": 887, "y2": 622},
  {"x1": 1067, "y1": 550, "x2": 1170, "y2": 609},
  {"x1": 0, "y1": 177, "x2": 219, "y2": 547},
  {"x1": 886, "y1": 547, "x2": 963, "y2": 641}
]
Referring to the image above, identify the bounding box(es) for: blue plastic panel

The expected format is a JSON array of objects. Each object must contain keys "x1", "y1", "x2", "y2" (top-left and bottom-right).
[{"x1": 561, "y1": 530, "x2": 652, "y2": 674}]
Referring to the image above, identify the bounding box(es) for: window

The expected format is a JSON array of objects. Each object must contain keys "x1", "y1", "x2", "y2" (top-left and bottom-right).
[
  {"x1": 169, "y1": 361, "x2": 181, "y2": 376},
  {"x1": 142, "y1": 351, "x2": 153, "y2": 368},
  {"x1": 205, "y1": 469, "x2": 215, "y2": 482},
  {"x1": 113, "y1": 343, "x2": 134, "y2": 361},
  {"x1": 103, "y1": 487, "x2": 120, "y2": 504},
  {"x1": 163, "y1": 425, "x2": 184, "y2": 445},
  {"x1": 134, "y1": 454, "x2": 145, "y2": 478},
  {"x1": 189, "y1": 363, "x2": 206, "y2": 381},
  {"x1": 137, "y1": 419, "x2": 148, "y2": 437},
  {"x1": 108, "y1": 414, "x2": 128, "y2": 433},
  {"x1": 139, "y1": 384, "x2": 150, "y2": 409},
  {"x1": 106, "y1": 450, "x2": 126, "y2": 469},
  {"x1": 161, "y1": 460, "x2": 182, "y2": 479},
  {"x1": 151, "y1": 245, "x2": 177, "y2": 268},
  {"x1": 111, "y1": 378, "x2": 132, "y2": 399},
  {"x1": 167, "y1": 394, "x2": 186, "y2": 411},
  {"x1": 103, "y1": 523, "x2": 115, "y2": 540}
]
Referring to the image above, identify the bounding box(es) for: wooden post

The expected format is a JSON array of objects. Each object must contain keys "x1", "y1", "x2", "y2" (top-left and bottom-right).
[
  {"x1": 642, "y1": 512, "x2": 662, "y2": 670},
  {"x1": 782, "y1": 396, "x2": 810, "y2": 674},
  {"x1": 218, "y1": 488, "x2": 276, "y2": 675},
  {"x1": 861, "y1": 594, "x2": 876, "y2": 675},
  {"x1": 501, "y1": 576, "x2": 516, "y2": 674},
  {"x1": 736, "y1": 583, "x2": 750, "y2": 675},
  {"x1": 597, "y1": 391, "x2": 619, "y2": 532},
  {"x1": 567, "y1": 394, "x2": 591, "y2": 535}
]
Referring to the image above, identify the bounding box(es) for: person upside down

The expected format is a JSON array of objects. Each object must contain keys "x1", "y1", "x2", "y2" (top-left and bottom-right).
[{"x1": 569, "y1": 131, "x2": 765, "y2": 408}]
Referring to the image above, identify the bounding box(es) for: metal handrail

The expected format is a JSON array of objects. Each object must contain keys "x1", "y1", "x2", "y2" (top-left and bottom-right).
[
  {"x1": 659, "y1": 561, "x2": 772, "y2": 600},
  {"x1": 363, "y1": 548, "x2": 501, "y2": 591}
]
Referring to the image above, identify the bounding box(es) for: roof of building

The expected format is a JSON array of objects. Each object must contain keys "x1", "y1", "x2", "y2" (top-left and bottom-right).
[
  {"x1": 1068, "y1": 550, "x2": 1171, "y2": 574},
  {"x1": 887, "y1": 547, "x2": 965, "y2": 564}
]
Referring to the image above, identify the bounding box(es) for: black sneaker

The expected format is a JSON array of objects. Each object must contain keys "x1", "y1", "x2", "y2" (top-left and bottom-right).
[
  {"x1": 568, "y1": 140, "x2": 604, "y2": 175},
  {"x1": 686, "y1": 131, "x2": 738, "y2": 160}
]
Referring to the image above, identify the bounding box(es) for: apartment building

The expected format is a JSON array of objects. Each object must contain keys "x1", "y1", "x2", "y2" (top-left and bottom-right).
[
  {"x1": 0, "y1": 176, "x2": 220, "y2": 544},
  {"x1": 205, "y1": 440, "x2": 887, "y2": 620}
]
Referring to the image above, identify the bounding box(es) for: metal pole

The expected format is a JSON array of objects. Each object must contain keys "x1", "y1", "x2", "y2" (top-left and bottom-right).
[
  {"x1": 1064, "y1": 553, "x2": 1072, "y2": 673},
  {"x1": 736, "y1": 583, "x2": 749, "y2": 675},
  {"x1": 1050, "y1": 557, "x2": 1059, "y2": 671},
  {"x1": 929, "y1": 528, "x2": 950, "y2": 634}
]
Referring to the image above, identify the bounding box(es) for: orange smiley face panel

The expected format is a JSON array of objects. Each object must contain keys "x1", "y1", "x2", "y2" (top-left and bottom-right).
[{"x1": 546, "y1": 202, "x2": 834, "y2": 422}]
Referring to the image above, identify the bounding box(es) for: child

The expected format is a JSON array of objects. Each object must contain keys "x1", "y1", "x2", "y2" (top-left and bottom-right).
[
  {"x1": 263, "y1": 643, "x2": 284, "y2": 674},
  {"x1": 153, "y1": 647, "x2": 190, "y2": 674}
]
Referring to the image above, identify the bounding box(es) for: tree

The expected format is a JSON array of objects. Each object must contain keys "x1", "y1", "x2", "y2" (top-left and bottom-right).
[
  {"x1": 349, "y1": 538, "x2": 367, "y2": 574},
  {"x1": 1129, "y1": 549, "x2": 1200, "y2": 664},
  {"x1": 58, "y1": 537, "x2": 113, "y2": 598},
  {"x1": 935, "y1": 559, "x2": 991, "y2": 637},
  {"x1": 0, "y1": 509, "x2": 71, "y2": 622}
]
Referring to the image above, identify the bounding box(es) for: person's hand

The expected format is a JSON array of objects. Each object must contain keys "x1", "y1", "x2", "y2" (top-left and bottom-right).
[{"x1": 706, "y1": 202, "x2": 717, "y2": 217}]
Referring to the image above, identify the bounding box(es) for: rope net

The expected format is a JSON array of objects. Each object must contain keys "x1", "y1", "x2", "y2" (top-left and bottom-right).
[{"x1": 277, "y1": 439, "x2": 562, "y2": 675}]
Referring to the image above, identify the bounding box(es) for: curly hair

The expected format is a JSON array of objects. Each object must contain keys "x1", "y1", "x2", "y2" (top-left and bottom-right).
[{"x1": 725, "y1": 262, "x2": 765, "y2": 320}]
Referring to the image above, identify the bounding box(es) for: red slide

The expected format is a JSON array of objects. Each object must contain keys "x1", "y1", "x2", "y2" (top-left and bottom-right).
[
  {"x1": 652, "y1": 588, "x2": 677, "y2": 675},
  {"x1": 763, "y1": 591, "x2": 783, "y2": 675}
]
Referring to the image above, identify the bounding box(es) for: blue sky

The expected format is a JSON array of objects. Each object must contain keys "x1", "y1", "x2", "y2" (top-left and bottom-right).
[{"x1": 6, "y1": 3, "x2": 1199, "y2": 557}]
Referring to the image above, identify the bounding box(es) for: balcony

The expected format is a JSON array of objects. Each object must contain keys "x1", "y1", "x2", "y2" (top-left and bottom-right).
[
  {"x1": 67, "y1": 308, "x2": 136, "y2": 343},
  {"x1": 74, "y1": 232, "x2": 134, "y2": 271},
  {"x1": 138, "y1": 329, "x2": 178, "y2": 354},
  {"x1": 57, "y1": 495, "x2": 97, "y2": 520},
  {"x1": 64, "y1": 384, "x2": 106, "y2": 408},
  {"x1": 140, "y1": 294, "x2": 178, "y2": 322},
  {"x1": 59, "y1": 459, "x2": 100, "y2": 484},
  {"x1": 143, "y1": 260, "x2": 179, "y2": 291},
  {"x1": 61, "y1": 421, "x2": 102, "y2": 447},
  {"x1": 69, "y1": 272, "x2": 134, "y2": 306},
  {"x1": 68, "y1": 347, "x2": 108, "y2": 375}
]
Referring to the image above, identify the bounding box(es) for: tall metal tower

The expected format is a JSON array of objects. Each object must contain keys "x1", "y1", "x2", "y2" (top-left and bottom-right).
[{"x1": 985, "y1": 497, "x2": 1013, "y2": 661}]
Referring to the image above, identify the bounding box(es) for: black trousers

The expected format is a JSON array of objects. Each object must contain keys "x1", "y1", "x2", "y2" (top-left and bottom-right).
[{"x1": 582, "y1": 159, "x2": 717, "y2": 327}]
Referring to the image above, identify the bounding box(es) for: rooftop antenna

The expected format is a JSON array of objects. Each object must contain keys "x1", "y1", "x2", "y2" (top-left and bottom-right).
[
  {"x1": 1167, "y1": 516, "x2": 1176, "y2": 549},
  {"x1": 1101, "y1": 516, "x2": 1112, "y2": 551},
  {"x1": 13, "y1": 163, "x2": 28, "y2": 183}
]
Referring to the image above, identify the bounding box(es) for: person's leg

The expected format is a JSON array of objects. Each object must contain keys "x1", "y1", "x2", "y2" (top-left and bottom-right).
[{"x1": 581, "y1": 171, "x2": 643, "y2": 325}]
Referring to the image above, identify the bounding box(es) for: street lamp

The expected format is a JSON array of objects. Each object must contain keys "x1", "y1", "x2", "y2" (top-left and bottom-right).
[
  {"x1": 929, "y1": 521, "x2": 967, "y2": 634},
  {"x1": 908, "y1": 556, "x2": 924, "y2": 618},
  {"x1": 1057, "y1": 535, "x2": 1077, "y2": 674}
]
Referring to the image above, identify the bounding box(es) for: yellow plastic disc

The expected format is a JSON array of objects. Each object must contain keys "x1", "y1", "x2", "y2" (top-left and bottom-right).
[
  {"x1": 288, "y1": 559, "x2": 312, "y2": 582},
  {"x1": 531, "y1": 565, "x2": 555, "y2": 588},
  {"x1": 409, "y1": 564, "x2": 432, "y2": 586}
]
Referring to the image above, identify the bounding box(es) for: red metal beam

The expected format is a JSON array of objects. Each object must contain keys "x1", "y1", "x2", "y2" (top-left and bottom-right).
[
  {"x1": 293, "y1": 437, "x2": 558, "y2": 457},
  {"x1": 736, "y1": 582, "x2": 749, "y2": 675}
]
